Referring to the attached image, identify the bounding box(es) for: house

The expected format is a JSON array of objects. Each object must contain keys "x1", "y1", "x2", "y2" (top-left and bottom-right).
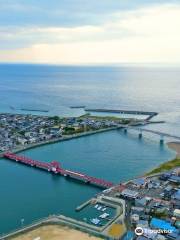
[
  {"x1": 135, "y1": 198, "x2": 148, "y2": 207},
  {"x1": 131, "y1": 178, "x2": 148, "y2": 188},
  {"x1": 131, "y1": 207, "x2": 145, "y2": 216},
  {"x1": 121, "y1": 189, "x2": 139, "y2": 199},
  {"x1": 167, "y1": 231, "x2": 180, "y2": 240},
  {"x1": 172, "y1": 190, "x2": 180, "y2": 201},
  {"x1": 175, "y1": 220, "x2": 180, "y2": 229},
  {"x1": 173, "y1": 209, "x2": 180, "y2": 218},
  {"x1": 17, "y1": 138, "x2": 28, "y2": 145},
  {"x1": 131, "y1": 213, "x2": 139, "y2": 223},
  {"x1": 159, "y1": 173, "x2": 171, "y2": 181},
  {"x1": 137, "y1": 220, "x2": 149, "y2": 228},
  {"x1": 169, "y1": 176, "x2": 180, "y2": 184}
]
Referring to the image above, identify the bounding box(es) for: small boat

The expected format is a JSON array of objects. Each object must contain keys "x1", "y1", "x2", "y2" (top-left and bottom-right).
[
  {"x1": 90, "y1": 218, "x2": 100, "y2": 225},
  {"x1": 99, "y1": 213, "x2": 109, "y2": 219}
]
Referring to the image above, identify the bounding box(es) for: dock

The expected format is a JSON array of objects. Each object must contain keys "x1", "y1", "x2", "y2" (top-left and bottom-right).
[{"x1": 3, "y1": 152, "x2": 114, "y2": 189}]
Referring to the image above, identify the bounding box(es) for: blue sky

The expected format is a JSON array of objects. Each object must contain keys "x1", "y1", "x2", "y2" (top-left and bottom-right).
[
  {"x1": 0, "y1": 0, "x2": 180, "y2": 64},
  {"x1": 0, "y1": 0, "x2": 175, "y2": 27}
]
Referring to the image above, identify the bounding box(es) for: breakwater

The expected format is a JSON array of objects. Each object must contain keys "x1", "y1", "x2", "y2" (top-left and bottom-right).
[{"x1": 85, "y1": 108, "x2": 158, "y2": 120}]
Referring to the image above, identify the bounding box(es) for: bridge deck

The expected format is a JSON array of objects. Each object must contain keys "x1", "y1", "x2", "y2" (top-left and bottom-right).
[{"x1": 3, "y1": 152, "x2": 114, "y2": 189}]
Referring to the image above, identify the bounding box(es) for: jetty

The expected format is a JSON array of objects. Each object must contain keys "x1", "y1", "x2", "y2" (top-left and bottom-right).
[
  {"x1": 70, "y1": 106, "x2": 86, "y2": 109},
  {"x1": 20, "y1": 108, "x2": 49, "y2": 113},
  {"x1": 3, "y1": 152, "x2": 114, "y2": 189}
]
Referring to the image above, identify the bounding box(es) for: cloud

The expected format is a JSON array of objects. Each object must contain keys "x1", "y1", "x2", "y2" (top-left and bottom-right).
[{"x1": 0, "y1": 3, "x2": 180, "y2": 64}]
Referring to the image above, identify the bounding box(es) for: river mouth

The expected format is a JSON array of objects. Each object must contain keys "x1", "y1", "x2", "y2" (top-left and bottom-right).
[{"x1": 0, "y1": 130, "x2": 175, "y2": 234}]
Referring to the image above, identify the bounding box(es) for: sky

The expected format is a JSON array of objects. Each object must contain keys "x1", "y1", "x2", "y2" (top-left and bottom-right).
[{"x1": 0, "y1": 0, "x2": 180, "y2": 65}]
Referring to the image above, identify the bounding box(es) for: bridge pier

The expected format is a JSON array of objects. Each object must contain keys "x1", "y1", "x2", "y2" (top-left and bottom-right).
[
  {"x1": 124, "y1": 128, "x2": 127, "y2": 134},
  {"x1": 160, "y1": 135, "x2": 164, "y2": 144},
  {"x1": 138, "y1": 130, "x2": 142, "y2": 139}
]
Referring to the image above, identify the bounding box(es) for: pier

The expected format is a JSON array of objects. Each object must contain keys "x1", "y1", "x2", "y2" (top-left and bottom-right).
[{"x1": 3, "y1": 152, "x2": 114, "y2": 189}]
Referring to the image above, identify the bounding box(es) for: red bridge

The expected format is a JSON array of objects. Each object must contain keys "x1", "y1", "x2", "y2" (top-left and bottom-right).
[{"x1": 3, "y1": 152, "x2": 114, "y2": 189}]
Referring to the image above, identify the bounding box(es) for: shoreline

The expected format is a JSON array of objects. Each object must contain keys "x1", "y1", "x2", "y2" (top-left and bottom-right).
[
  {"x1": 145, "y1": 141, "x2": 180, "y2": 175},
  {"x1": 1, "y1": 126, "x2": 179, "y2": 176},
  {"x1": 167, "y1": 141, "x2": 180, "y2": 158},
  {"x1": 0, "y1": 127, "x2": 118, "y2": 159}
]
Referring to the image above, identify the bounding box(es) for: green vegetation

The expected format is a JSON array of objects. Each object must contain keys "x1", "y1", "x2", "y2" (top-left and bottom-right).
[
  {"x1": 78, "y1": 114, "x2": 134, "y2": 125},
  {"x1": 89, "y1": 115, "x2": 121, "y2": 121},
  {"x1": 151, "y1": 210, "x2": 168, "y2": 219},
  {"x1": 146, "y1": 158, "x2": 180, "y2": 175},
  {"x1": 63, "y1": 127, "x2": 76, "y2": 135}
]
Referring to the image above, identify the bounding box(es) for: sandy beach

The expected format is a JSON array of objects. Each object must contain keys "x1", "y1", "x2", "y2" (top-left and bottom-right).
[
  {"x1": 10, "y1": 225, "x2": 102, "y2": 240},
  {"x1": 167, "y1": 142, "x2": 180, "y2": 158}
]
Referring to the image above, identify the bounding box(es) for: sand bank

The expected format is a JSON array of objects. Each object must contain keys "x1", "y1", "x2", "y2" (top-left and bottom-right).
[
  {"x1": 167, "y1": 142, "x2": 180, "y2": 158},
  {"x1": 10, "y1": 225, "x2": 102, "y2": 240}
]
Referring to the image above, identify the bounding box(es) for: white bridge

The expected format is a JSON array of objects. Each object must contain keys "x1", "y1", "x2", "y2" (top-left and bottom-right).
[{"x1": 118, "y1": 124, "x2": 180, "y2": 143}]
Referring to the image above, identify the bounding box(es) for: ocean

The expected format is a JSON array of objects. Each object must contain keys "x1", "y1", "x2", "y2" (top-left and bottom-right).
[{"x1": 0, "y1": 64, "x2": 179, "y2": 234}]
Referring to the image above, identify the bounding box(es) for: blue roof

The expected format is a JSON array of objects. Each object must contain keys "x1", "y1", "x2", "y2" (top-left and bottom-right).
[
  {"x1": 170, "y1": 175, "x2": 180, "y2": 183},
  {"x1": 132, "y1": 178, "x2": 146, "y2": 185},
  {"x1": 173, "y1": 189, "x2": 180, "y2": 200},
  {"x1": 123, "y1": 231, "x2": 135, "y2": 240},
  {"x1": 150, "y1": 218, "x2": 177, "y2": 232}
]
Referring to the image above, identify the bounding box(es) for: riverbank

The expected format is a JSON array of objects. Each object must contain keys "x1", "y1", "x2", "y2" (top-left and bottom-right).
[
  {"x1": 146, "y1": 141, "x2": 180, "y2": 175},
  {"x1": 167, "y1": 141, "x2": 180, "y2": 157}
]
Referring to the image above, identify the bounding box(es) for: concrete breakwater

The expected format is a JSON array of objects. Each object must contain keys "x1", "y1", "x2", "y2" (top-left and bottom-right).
[
  {"x1": 0, "y1": 215, "x2": 106, "y2": 240},
  {"x1": 0, "y1": 196, "x2": 125, "y2": 240},
  {"x1": 85, "y1": 108, "x2": 158, "y2": 120}
]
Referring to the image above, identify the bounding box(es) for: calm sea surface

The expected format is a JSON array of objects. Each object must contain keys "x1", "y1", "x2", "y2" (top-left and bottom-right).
[{"x1": 0, "y1": 64, "x2": 179, "y2": 233}]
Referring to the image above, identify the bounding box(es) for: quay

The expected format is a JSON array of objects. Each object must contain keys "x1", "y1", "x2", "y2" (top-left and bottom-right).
[
  {"x1": 76, "y1": 199, "x2": 92, "y2": 212},
  {"x1": 3, "y1": 152, "x2": 114, "y2": 189}
]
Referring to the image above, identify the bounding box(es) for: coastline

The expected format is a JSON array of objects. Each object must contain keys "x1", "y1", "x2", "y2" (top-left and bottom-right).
[
  {"x1": 167, "y1": 141, "x2": 180, "y2": 158},
  {"x1": 145, "y1": 141, "x2": 180, "y2": 176},
  {"x1": 0, "y1": 127, "x2": 118, "y2": 159}
]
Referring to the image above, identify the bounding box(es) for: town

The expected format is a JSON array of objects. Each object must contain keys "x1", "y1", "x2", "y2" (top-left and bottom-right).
[
  {"x1": 0, "y1": 113, "x2": 131, "y2": 153},
  {"x1": 100, "y1": 167, "x2": 180, "y2": 239},
  {"x1": 0, "y1": 113, "x2": 179, "y2": 240}
]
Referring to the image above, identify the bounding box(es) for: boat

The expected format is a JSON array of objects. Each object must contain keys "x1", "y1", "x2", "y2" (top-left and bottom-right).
[
  {"x1": 99, "y1": 213, "x2": 109, "y2": 219},
  {"x1": 90, "y1": 218, "x2": 100, "y2": 225}
]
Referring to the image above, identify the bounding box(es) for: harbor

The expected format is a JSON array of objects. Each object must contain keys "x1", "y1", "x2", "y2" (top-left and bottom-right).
[
  {"x1": 0, "y1": 196, "x2": 126, "y2": 240},
  {"x1": 0, "y1": 128, "x2": 174, "y2": 234}
]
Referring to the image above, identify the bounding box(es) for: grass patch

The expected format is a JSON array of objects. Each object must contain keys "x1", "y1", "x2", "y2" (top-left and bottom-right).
[{"x1": 146, "y1": 158, "x2": 180, "y2": 175}]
